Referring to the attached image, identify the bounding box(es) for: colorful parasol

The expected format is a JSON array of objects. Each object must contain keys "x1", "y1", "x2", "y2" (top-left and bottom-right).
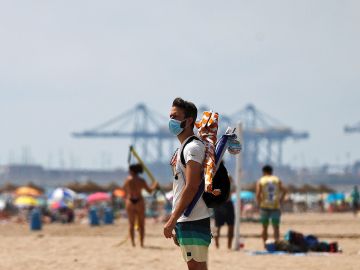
[
  {"x1": 87, "y1": 192, "x2": 111, "y2": 203},
  {"x1": 49, "y1": 187, "x2": 76, "y2": 202},
  {"x1": 113, "y1": 188, "x2": 125, "y2": 198},
  {"x1": 14, "y1": 196, "x2": 39, "y2": 207},
  {"x1": 15, "y1": 186, "x2": 41, "y2": 197}
]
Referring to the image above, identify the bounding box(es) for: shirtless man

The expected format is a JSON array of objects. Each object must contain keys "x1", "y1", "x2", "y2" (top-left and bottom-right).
[{"x1": 123, "y1": 163, "x2": 158, "y2": 247}]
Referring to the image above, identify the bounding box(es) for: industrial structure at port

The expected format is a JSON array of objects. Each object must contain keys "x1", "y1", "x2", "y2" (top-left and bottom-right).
[
  {"x1": 73, "y1": 103, "x2": 309, "y2": 182},
  {"x1": 1, "y1": 103, "x2": 359, "y2": 189}
]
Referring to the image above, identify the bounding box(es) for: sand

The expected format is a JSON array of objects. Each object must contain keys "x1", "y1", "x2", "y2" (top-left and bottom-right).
[{"x1": 0, "y1": 213, "x2": 359, "y2": 270}]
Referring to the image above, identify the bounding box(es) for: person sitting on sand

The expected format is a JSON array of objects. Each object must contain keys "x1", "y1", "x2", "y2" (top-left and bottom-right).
[{"x1": 123, "y1": 163, "x2": 158, "y2": 247}]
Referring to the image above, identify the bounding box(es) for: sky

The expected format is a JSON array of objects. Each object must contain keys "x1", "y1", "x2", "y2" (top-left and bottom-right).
[{"x1": 0, "y1": 0, "x2": 359, "y2": 170}]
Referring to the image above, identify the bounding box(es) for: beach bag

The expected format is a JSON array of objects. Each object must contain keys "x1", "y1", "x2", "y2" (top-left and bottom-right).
[{"x1": 180, "y1": 136, "x2": 231, "y2": 211}]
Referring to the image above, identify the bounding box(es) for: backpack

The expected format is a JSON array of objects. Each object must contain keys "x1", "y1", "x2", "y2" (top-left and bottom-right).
[{"x1": 180, "y1": 136, "x2": 231, "y2": 211}]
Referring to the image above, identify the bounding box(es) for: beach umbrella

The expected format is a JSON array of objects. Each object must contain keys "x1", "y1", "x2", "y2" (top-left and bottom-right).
[
  {"x1": 298, "y1": 184, "x2": 318, "y2": 194},
  {"x1": 231, "y1": 191, "x2": 255, "y2": 202},
  {"x1": 65, "y1": 182, "x2": 82, "y2": 193},
  {"x1": 15, "y1": 186, "x2": 41, "y2": 197},
  {"x1": 0, "y1": 182, "x2": 18, "y2": 193},
  {"x1": 26, "y1": 182, "x2": 45, "y2": 193},
  {"x1": 240, "y1": 191, "x2": 255, "y2": 200},
  {"x1": 50, "y1": 200, "x2": 73, "y2": 210},
  {"x1": 316, "y1": 184, "x2": 335, "y2": 193},
  {"x1": 14, "y1": 196, "x2": 39, "y2": 207},
  {"x1": 326, "y1": 193, "x2": 345, "y2": 203},
  {"x1": 66, "y1": 181, "x2": 106, "y2": 193},
  {"x1": 81, "y1": 181, "x2": 106, "y2": 193},
  {"x1": 106, "y1": 182, "x2": 121, "y2": 192},
  {"x1": 87, "y1": 192, "x2": 110, "y2": 203},
  {"x1": 113, "y1": 188, "x2": 125, "y2": 198},
  {"x1": 49, "y1": 187, "x2": 76, "y2": 202},
  {"x1": 286, "y1": 184, "x2": 299, "y2": 193}
]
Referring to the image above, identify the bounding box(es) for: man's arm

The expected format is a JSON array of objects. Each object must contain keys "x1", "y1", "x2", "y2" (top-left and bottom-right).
[
  {"x1": 163, "y1": 160, "x2": 202, "y2": 238},
  {"x1": 279, "y1": 181, "x2": 287, "y2": 203},
  {"x1": 255, "y1": 181, "x2": 262, "y2": 206}
]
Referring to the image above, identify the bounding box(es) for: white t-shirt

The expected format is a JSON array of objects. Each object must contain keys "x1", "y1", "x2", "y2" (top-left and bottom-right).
[{"x1": 172, "y1": 136, "x2": 211, "y2": 223}]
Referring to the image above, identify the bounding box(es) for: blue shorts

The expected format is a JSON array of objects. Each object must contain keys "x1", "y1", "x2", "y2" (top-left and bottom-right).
[{"x1": 260, "y1": 208, "x2": 281, "y2": 226}]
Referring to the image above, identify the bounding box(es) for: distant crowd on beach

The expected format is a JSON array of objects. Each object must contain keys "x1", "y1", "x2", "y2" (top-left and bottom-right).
[{"x1": 0, "y1": 180, "x2": 358, "y2": 226}]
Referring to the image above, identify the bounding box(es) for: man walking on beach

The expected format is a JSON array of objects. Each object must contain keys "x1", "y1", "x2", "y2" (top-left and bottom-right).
[
  {"x1": 164, "y1": 97, "x2": 211, "y2": 270},
  {"x1": 256, "y1": 165, "x2": 287, "y2": 247}
]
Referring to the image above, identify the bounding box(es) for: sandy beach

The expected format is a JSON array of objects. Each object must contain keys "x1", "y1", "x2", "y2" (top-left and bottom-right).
[{"x1": 0, "y1": 213, "x2": 359, "y2": 270}]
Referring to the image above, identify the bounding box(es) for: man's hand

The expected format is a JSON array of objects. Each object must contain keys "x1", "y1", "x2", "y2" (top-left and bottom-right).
[
  {"x1": 173, "y1": 235, "x2": 180, "y2": 246},
  {"x1": 163, "y1": 217, "x2": 176, "y2": 239}
]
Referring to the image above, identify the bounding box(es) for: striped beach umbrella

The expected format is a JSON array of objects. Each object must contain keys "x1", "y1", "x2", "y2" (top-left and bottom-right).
[{"x1": 49, "y1": 187, "x2": 76, "y2": 202}]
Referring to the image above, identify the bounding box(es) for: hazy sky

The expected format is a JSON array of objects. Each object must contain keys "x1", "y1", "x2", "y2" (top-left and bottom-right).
[{"x1": 1, "y1": 0, "x2": 359, "y2": 170}]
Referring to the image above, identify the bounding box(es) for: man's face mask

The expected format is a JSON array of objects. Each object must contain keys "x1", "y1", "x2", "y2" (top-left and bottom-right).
[{"x1": 168, "y1": 118, "x2": 186, "y2": 136}]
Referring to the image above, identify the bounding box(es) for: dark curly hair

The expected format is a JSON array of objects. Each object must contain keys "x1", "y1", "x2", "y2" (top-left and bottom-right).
[{"x1": 172, "y1": 97, "x2": 197, "y2": 127}]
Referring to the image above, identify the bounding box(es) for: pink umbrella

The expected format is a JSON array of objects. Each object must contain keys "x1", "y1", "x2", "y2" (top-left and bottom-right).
[{"x1": 87, "y1": 192, "x2": 111, "y2": 204}]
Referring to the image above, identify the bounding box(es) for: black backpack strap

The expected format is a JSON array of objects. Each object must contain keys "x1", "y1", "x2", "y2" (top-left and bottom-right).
[{"x1": 180, "y1": 136, "x2": 201, "y2": 167}]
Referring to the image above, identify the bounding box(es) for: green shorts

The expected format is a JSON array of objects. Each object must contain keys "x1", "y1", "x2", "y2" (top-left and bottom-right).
[
  {"x1": 175, "y1": 218, "x2": 211, "y2": 262},
  {"x1": 260, "y1": 208, "x2": 281, "y2": 226}
]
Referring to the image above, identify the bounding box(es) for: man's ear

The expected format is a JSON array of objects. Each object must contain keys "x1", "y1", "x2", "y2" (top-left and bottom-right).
[{"x1": 189, "y1": 117, "x2": 195, "y2": 127}]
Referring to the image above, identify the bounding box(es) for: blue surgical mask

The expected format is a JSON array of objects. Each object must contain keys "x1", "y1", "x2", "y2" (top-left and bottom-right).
[{"x1": 169, "y1": 118, "x2": 185, "y2": 136}]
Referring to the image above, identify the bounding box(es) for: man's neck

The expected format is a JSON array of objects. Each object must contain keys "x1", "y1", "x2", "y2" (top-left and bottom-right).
[{"x1": 177, "y1": 129, "x2": 195, "y2": 144}]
